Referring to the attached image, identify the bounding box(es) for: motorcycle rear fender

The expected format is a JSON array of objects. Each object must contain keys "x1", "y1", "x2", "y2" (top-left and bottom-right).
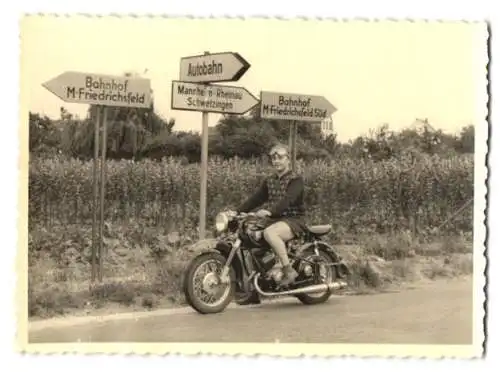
[{"x1": 296, "y1": 241, "x2": 351, "y2": 278}]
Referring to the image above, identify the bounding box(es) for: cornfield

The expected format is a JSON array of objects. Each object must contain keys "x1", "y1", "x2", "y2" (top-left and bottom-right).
[{"x1": 28, "y1": 154, "x2": 474, "y2": 235}]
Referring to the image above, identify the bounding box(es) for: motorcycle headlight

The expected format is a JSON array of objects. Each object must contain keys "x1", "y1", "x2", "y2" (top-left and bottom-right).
[{"x1": 215, "y1": 212, "x2": 229, "y2": 232}]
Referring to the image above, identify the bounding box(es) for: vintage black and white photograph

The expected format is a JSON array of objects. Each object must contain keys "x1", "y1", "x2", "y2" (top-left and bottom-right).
[{"x1": 19, "y1": 16, "x2": 487, "y2": 357}]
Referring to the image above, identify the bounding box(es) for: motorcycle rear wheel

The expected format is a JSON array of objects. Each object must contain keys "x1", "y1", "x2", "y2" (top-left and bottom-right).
[
  {"x1": 295, "y1": 249, "x2": 336, "y2": 305},
  {"x1": 183, "y1": 252, "x2": 236, "y2": 314}
]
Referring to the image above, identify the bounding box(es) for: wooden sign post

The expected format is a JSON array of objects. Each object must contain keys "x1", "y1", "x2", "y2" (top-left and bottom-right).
[
  {"x1": 260, "y1": 91, "x2": 337, "y2": 171},
  {"x1": 43, "y1": 71, "x2": 152, "y2": 282},
  {"x1": 173, "y1": 52, "x2": 257, "y2": 239}
]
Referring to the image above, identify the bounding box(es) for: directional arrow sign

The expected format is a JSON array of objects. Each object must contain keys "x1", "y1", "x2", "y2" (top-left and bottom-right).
[
  {"x1": 260, "y1": 91, "x2": 337, "y2": 122},
  {"x1": 179, "y1": 52, "x2": 251, "y2": 83},
  {"x1": 171, "y1": 81, "x2": 259, "y2": 115},
  {"x1": 42, "y1": 71, "x2": 152, "y2": 108}
]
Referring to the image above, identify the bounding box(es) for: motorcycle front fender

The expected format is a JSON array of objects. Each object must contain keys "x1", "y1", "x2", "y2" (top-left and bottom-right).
[
  {"x1": 214, "y1": 240, "x2": 247, "y2": 283},
  {"x1": 184, "y1": 238, "x2": 219, "y2": 255},
  {"x1": 185, "y1": 238, "x2": 247, "y2": 283}
]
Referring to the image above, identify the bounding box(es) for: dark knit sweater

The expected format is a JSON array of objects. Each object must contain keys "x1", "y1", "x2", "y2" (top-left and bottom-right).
[{"x1": 237, "y1": 170, "x2": 305, "y2": 218}]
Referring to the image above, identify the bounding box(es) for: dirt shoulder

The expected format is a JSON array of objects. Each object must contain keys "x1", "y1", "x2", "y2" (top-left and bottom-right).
[{"x1": 28, "y1": 228, "x2": 474, "y2": 322}]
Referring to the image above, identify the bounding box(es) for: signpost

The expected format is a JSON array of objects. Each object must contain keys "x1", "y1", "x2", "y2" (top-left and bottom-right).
[
  {"x1": 42, "y1": 71, "x2": 152, "y2": 282},
  {"x1": 172, "y1": 51, "x2": 254, "y2": 239},
  {"x1": 260, "y1": 91, "x2": 337, "y2": 171}
]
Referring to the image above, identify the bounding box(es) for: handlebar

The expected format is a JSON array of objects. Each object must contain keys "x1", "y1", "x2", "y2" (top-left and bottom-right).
[
  {"x1": 223, "y1": 210, "x2": 256, "y2": 220},
  {"x1": 239, "y1": 212, "x2": 256, "y2": 218}
]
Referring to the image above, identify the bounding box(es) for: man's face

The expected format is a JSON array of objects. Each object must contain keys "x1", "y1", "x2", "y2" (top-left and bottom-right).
[{"x1": 269, "y1": 147, "x2": 289, "y2": 172}]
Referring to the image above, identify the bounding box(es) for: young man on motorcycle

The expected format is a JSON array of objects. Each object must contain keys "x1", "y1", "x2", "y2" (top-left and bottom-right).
[{"x1": 234, "y1": 143, "x2": 308, "y2": 288}]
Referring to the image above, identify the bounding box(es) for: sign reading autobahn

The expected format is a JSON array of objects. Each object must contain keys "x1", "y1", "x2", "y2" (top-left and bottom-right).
[{"x1": 179, "y1": 52, "x2": 251, "y2": 83}]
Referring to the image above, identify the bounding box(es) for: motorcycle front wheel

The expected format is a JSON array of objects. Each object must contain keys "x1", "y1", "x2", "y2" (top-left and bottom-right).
[{"x1": 183, "y1": 252, "x2": 236, "y2": 314}]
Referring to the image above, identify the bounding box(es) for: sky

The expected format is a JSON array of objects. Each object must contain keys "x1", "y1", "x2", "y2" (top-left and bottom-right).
[{"x1": 21, "y1": 16, "x2": 488, "y2": 142}]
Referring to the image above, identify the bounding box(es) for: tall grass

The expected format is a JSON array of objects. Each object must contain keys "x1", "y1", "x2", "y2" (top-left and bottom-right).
[{"x1": 28, "y1": 154, "x2": 474, "y2": 235}]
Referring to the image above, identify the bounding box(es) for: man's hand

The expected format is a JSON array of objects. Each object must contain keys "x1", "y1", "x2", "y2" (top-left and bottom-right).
[
  {"x1": 256, "y1": 209, "x2": 272, "y2": 218},
  {"x1": 224, "y1": 209, "x2": 238, "y2": 218}
]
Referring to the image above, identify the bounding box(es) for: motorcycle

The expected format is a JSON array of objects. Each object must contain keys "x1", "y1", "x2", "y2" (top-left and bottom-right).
[{"x1": 182, "y1": 210, "x2": 351, "y2": 314}]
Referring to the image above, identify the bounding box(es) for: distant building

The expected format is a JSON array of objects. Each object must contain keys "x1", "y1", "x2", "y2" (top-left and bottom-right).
[{"x1": 409, "y1": 118, "x2": 436, "y2": 135}]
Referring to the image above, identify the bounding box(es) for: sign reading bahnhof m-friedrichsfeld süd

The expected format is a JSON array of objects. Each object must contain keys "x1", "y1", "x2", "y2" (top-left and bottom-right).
[{"x1": 260, "y1": 91, "x2": 337, "y2": 122}]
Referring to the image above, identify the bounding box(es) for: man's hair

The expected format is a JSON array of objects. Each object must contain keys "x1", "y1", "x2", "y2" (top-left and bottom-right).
[{"x1": 269, "y1": 143, "x2": 289, "y2": 156}]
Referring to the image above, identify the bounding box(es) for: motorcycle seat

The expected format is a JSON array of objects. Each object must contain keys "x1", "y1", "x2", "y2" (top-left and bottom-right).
[{"x1": 306, "y1": 224, "x2": 332, "y2": 236}]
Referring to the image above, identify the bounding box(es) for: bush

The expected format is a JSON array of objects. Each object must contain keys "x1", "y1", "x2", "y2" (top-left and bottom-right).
[{"x1": 28, "y1": 222, "x2": 194, "y2": 318}]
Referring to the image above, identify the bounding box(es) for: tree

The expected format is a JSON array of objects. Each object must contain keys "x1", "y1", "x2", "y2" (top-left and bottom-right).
[
  {"x1": 29, "y1": 112, "x2": 61, "y2": 155},
  {"x1": 56, "y1": 70, "x2": 176, "y2": 160},
  {"x1": 456, "y1": 124, "x2": 474, "y2": 153},
  {"x1": 212, "y1": 102, "x2": 332, "y2": 160}
]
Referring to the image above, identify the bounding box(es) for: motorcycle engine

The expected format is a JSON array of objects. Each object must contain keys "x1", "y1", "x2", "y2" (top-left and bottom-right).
[{"x1": 267, "y1": 266, "x2": 284, "y2": 282}]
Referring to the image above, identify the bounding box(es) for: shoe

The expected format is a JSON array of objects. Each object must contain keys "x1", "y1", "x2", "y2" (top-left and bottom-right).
[
  {"x1": 280, "y1": 266, "x2": 299, "y2": 287},
  {"x1": 236, "y1": 291, "x2": 261, "y2": 306}
]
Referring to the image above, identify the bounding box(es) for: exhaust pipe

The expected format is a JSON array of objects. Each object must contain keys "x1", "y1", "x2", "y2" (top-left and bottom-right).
[{"x1": 253, "y1": 274, "x2": 348, "y2": 297}]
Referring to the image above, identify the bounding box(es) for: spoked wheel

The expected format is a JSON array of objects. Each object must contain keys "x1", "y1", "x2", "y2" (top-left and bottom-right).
[
  {"x1": 295, "y1": 250, "x2": 336, "y2": 305},
  {"x1": 183, "y1": 252, "x2": 236, "y2": 314}
]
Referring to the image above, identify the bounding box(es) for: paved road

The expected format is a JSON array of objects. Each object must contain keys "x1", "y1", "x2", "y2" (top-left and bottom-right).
[{"x1": 29, "y1": 278, "x2": 472, "y2": 344}]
